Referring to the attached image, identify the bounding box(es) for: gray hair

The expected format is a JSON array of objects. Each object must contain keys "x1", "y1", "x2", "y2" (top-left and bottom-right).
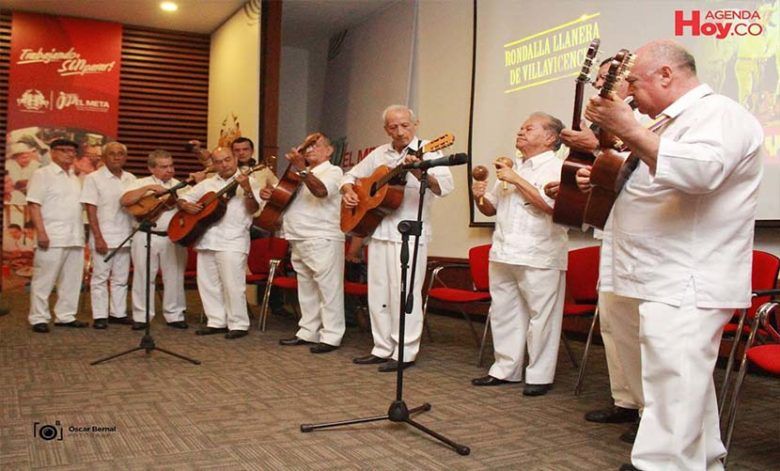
[
  {"x1": 643, "y1": 39, "x2": 697, "y2": 75},
  {"x1": 382, "y1": 104, "x2": 417, "y2": 123},
  {"x1": 102, "y1": 141, "x2": 127, "y2": 155},
  {"x1": 530, "y1": 111, "x2": 564, "y2": 151},
  {"x1": 147, "y1": 149, "x2": 172, "y2": 168}
]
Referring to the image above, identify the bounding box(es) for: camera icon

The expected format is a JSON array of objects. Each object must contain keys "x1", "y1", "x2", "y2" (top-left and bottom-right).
[{"x1": 33, "y1": 421, "x2": 63, "y2": 441}]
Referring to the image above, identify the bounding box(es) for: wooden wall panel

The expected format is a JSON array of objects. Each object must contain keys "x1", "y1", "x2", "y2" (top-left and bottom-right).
[
  {"x1": 0, "y1": 10, "x2": 11, "y2": 184},
  {"x1": 118, "y1": 26, "x2": 210, "y2": 178}
]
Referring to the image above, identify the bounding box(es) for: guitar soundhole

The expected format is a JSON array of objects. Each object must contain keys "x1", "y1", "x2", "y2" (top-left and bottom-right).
[{"x1": 369, "y1": 182, "x2": 377, "y2": 198}]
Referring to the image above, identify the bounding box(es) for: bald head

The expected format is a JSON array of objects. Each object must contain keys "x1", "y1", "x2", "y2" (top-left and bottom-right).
[{"x1": 627, "y1": 39, "x2": 700, "y2": 118}]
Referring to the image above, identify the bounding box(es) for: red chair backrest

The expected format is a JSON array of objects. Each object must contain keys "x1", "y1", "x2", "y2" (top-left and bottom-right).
[
  {"x1": 248, "y1": 237, "x2": 290, "y2": 274},
  {"x1": 566, "y1": 246, "x2": 600, "y2": 304},
  {"x1": 468, "y1": 244, "x2": 491, "y2": 292},
  {"x1": 186, "y1": 246, "x2": 197, "y2": 272},
  {"x1": 749, "y1": 250, "x2": 780, "y2": 317}
]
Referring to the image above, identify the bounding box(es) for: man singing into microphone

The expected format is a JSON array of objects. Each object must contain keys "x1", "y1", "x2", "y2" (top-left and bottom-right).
[
  {"x1": 341, "y1": 105, "x2": 454, "y2": 372},
  {"x1": 471, "y1": 112, "x2": 568, "y2": 396}
]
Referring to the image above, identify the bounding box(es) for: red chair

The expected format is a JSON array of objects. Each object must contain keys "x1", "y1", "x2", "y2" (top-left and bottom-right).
[
  {"x1": 258, "y1": 238, "x2": 295, "y2": 331},
  {"x1": 563, "y1": 245, "x2": 601, "y2": 394},
  {"x1": 721, "y1": 296, "x2": 780, "y2": 464},
  {"x1": 718, "y1": 250, "x2": 780, "y2": 412},
  {"x1": 246, "y1": 237, "x2": 289, "y2": 323},
  {"x1": 344, "y1": 243, "x2": 369, "y2": 330},
  {"x1": 422, "y1": 244, "x2": 491, "y2": 366}
]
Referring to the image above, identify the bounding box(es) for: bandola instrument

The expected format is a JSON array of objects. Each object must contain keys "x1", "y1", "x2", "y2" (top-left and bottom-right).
[
  {"x1": 167, "y1": 163, "x2": 267, "y2": 246},
  {"x1": 126, "y1": 171, "x2": 210, "y2": 222},
  {"x1": 582, "y1": 50, "x2": 636, "y2": 229},
  {"x1": 255, "y1": 133, "x2": 321, "y2": 232},
  {"x1": 340, "y1": 133, "x2": 455, "y2": 237},
  {"x1": 551, "y1": 38, "x2": 600, "y2": 228}
]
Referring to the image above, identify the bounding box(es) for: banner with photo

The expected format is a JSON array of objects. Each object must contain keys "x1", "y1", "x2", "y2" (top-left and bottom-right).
[{"x1": 4, "y1": 12, "x2": 122, "y2": 290}]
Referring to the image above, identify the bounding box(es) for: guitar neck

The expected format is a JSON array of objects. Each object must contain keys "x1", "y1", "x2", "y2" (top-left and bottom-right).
[{"x1": 571, "y1": 81, "x2": 585, "y2": 132}]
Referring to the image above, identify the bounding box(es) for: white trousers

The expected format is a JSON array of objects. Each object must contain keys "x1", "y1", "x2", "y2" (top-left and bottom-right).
[
  {"x1": 290, "y1": 239, "x2": 345, "y2": 346},
  {"x1": 89, "y1": 240, "x2": 131, "y2": 319},
  {"x1": 28, "y1": 246, "x2": 84, "y2": 325},
  {"x1": 367, "y1": 239, "x2": 427, "y2": 362},
  {"x1": 599, "y1": 291, "x2": 644, "y2": 410},
  {"x1": 487, "y1": 262, "x2": 566, "y2": 384},
  {"x1": 196, "y1": 250, "x2": 249, "y2": 331},
  {"x1": 631, "y1": 284, "x2": 731, "y2": 471},
  {"x1": 131, "y1": 234, "x2": 186, "y2": 323}
]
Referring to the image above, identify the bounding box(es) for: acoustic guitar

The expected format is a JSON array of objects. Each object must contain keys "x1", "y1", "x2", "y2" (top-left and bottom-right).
[
  {"x1": 127, "y1": 178, "x2": 194, "y2": 222},
  {"x1": 551, "y1": 38, "x2": 600, "y2": 228},
  {"x1": 582, "y1": 50, "x2": 636, "y2": 230},
  {"x1": 340, "y1": 133, "x2": 455, "y2": 237},
  {"x1": 167, "y1": 163, "x2": 267, "y2": 246},
  {"x1": 255, "y1": 133, "x2": 321, "y2": 232}
]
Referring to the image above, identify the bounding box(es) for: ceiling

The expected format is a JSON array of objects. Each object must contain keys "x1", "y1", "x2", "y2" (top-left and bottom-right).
[{"x1": 3, "y1": 0, "x2": 391, "y2": 40}]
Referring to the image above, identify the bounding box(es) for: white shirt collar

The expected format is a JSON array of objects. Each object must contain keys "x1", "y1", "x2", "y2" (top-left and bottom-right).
[
  {"x1": 660, "y1": 84, "x2": 713, "y2": 119},
  {"x1": 520, "y1": 150, "x2": 555, "y2": 169}
]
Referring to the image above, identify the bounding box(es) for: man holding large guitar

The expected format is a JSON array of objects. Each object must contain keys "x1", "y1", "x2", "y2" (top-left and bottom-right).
[
  {"x1": 120, "y1": 150, "x2": 189, "y2": 331},
  {"x1": 177, "y1": 147, "x2": 261, "y2": 339},
  {"x1": 341, "y1": 105, "x2": 454, "y2": 372},
  {"x1": 265, "y1": 133, "x2": 346, "y2": 354},
  {"x1": 578, "y1": 40, "x2": 764, "y2": 471}
]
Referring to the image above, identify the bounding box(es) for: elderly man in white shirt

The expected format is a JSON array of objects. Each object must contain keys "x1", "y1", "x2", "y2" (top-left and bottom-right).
[
  {"x1": 579, "y1": 40, "x2": 764, "y2": 471},
  {"x1": 264, "y1": 133, "x2": 345, "y2": 353},
  {"x1": 27, "y1": 138, "x2": 87, "y2": 332},
  {"x1": 80, "y1": 142, "x2": 137, "y2": 329},
  {"x1": 471, "y1": 112, "x2": 568, "y2": 396},
  {"x1": 120, "y1": 150, "x2": 188, "y2": 330},
  {"x1": 341, "y1": 105, "x2": 454, "y2": 372},
  {"x1": 177, "y1": 147, "x2": 261, "y2": 339}
]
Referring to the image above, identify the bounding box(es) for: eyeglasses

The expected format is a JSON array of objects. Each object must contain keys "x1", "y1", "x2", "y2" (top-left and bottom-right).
[{"x1": 52, "y1": 147, "x2": 76, "y2": 153}]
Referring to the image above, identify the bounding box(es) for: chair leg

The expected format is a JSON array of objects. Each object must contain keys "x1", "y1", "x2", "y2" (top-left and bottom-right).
[
  {"x1": 477, "y1": 314, "x2": 491, "y2": 367},
  {"x1": 561, "y1": 332, "x2": 579, "y2": 368},
  {"x1": 574, "y1": 308, "x2": 600, "y2": 396},
  {"x1": 421, "y1": 276, "x2": 436, "y2": 343},
  {"x1": 258, "y1": 261, "x2": 279, "y2": 332},
  {"x1": 719, "y1": 308, "x2": 747, "y2": 415},
  {"x1": 457, "y1": 307, "x2": 481, "y2": 348}
]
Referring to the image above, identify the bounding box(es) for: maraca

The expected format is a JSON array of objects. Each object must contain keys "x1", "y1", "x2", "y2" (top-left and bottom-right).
[
  {"x1": 472, "y1": 165, "x2": 489, "y2": 205},
  {"x1": 494, "y1": 156, "x2": 514, "y2": 190}
]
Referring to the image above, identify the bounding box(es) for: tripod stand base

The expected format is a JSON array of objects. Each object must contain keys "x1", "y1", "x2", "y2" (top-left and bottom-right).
[
  {"x1": 91, "y1": 334, "x2": 201, "y2": 365},
  {"x1": 300, "y1": 400, "x2": 470, "y2": 456}
]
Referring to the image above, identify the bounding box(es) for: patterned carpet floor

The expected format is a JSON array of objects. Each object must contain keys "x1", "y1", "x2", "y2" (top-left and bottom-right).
[{"x1": 0, "y1": 290, "x2": 778, "y2": 470}]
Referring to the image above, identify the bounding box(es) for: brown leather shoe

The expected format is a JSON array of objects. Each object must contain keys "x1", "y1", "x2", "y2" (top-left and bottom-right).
[{"x1": 352, "y1": 354, "x2": 388, "y2": 365}]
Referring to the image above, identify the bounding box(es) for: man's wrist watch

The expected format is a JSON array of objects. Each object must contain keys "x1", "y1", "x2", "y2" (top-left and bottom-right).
[{"x1": 296, "y1": 168, "x2": 310, "y2": 179}]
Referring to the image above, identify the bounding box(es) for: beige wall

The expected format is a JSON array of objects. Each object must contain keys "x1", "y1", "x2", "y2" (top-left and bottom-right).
[{"x1": 208, "y1": 7, "x2": 261, "y2": 150}]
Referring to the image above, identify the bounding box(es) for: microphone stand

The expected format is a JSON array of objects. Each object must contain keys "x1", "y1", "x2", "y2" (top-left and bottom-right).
[
  {"x1": 91, "y1": 215, "x2": 200, "y2": 366},
  {"x1": 300, "y1": 168, "x2": 470, "y2": 456}
]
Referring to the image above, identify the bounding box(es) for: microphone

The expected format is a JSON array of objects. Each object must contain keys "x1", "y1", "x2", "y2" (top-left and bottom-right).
[{"x1": 402, "y1": 153, "x2": 469, "y2": 170}]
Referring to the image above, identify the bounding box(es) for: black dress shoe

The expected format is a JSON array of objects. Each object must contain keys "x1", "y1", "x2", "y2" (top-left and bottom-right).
[
  {"x1": 56, "y1": 320, "x2": 89, "y2": 328},
  {"x1": 195, "y1": 326, "x2": 228, "y2": 336},
  {"x1": 522, "y1": 383, "x2": 552, "y2": 396},
  {"x1": 32, "y1": 323, "x2": 50, "y2": 333},
  {"x1": 225, "y1": 330, "x2": 248, "y2": 339},
  {"x1": 352, "y1": 354, "x2": 388, "y2": 365},
  {"x1": 108, "y1": 316, "x2": 133, "y2": 325},
  {"x1": 619, "y1": 421, "x2": 639, "y2": 444},
  {"x1": 92, "y1": 319, "x2": 108, "y2": 329},
  {"x1": 310, "y1": 343, "x2": 339, "y2": 354},
  {"x1": 132, "y1": 322, "x2": 148, "y2": 331},
  {"x1": 471, "y1": 375, "x2": 519, "y2": 386},
  {"x1": 585, "y1": 406, "x2": 640, "y2": 424},
  {"x1": 378, "y1": 360, "x2": 415, "y2": 372},
  {"x1": 279, "y1": 337, "x2": 314, "y2": 346},
  {"x1": 167, "y1": 321, "x2": 189, "y2": 329},
  {"x1": 619, "y1": 464, "x2": 642, "y2": 471}
]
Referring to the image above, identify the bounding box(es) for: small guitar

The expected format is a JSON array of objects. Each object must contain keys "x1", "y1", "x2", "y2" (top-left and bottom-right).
[
  {"x1": 167, "y1": 163, "x2": 267, "y2": 246},
  {"x1": 583, "y1": 50, "x2": 636, "y2": 229},
  {"x1": 255, "y1": 133, "x2": 321, "y2": 232},
  {"x1": 552, "y1": 38, "x2": 600, "y2": 228},
  {"x1": 340, "y1": 133, "x2": 455, "y2": 237}
]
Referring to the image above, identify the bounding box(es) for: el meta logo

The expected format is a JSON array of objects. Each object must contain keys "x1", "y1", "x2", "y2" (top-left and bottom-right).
[{"x1": 675, "y1": 10, "x2": 764, "y2": 39}]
